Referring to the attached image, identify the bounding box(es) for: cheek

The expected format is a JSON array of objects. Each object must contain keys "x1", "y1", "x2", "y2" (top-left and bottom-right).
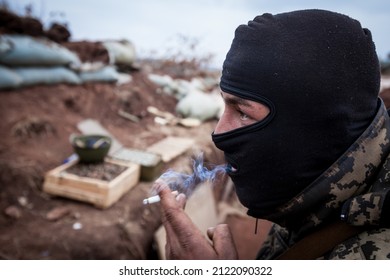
[
  {"x1": 253, "y1": 106, "x2": 270, "y2": 121},
  {"x1": 214, "y1": 110, "x2": 241, "y2": 134}
]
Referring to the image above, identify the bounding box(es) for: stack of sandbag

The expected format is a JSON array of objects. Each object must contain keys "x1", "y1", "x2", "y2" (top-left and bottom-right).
[
  {"x1": 0, "y1": 34, "x2": 82, "y2": 89},
  {"x1": 77, "y1": 63, "x2": 123, "y2": 84},
  {"x1": 148, "y1": 73, "x2": 191, "y2": 99},
  {"x1": 0, "y1": 35, "x2": 136, "y2": 89},
  {"x1": 176, "y1": 89, "x2": 223, "y2": 121},
  {"x1": 103, "y1": 39, "x2": 136, "y2": 66},
  {"x1": 148, "y1": 73, "x2": 223, "y2": 122},
  {"x1": 74, "y1": 39, "x2": 136, "y2": 84}
]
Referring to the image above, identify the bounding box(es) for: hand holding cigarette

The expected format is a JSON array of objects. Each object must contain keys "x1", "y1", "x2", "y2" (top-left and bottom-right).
[
  {"x1": 156, "y1": 181, "x2": 238, "y2": 259},
  {"x1": 143, "y1": 190, "x2": 179, "y2": 205},
  {"x1": 142, "y1": 178, "x2": 180, "y2": 205}
]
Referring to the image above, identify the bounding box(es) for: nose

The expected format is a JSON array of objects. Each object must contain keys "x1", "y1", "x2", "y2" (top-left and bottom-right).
[{"x1": 214, "y1": 119, "x2": 223, "y2": 134}]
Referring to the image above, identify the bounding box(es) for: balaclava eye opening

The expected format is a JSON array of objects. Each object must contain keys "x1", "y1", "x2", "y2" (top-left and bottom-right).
[{"x1": 212, "y1": 9, "x2": 380, "y2": 219}]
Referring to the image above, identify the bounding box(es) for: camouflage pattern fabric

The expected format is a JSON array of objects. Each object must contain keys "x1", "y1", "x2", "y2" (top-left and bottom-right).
[{"x1": 257, "y1": 99, "x2": 390, "y2": 259}]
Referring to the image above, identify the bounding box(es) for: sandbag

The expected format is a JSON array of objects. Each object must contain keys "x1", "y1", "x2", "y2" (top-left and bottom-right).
[
  {"x1": 14, "y1": 66, "x2": 81, "y2": 86},
  {"x1": 0, "y1": 65, "x2": 22, "y2": 89},
  {"x1": 102, "y1": 40, "x2": 136, "y2": 66},
  {"x1": 0, "y1": 35, "x2": 81, "y2": 67},
  {"x1": 176, "y1": 90, "x2": 222, "y2": 121},
  {"x1": 148, "y1": 74, "x2": 219, "y2": 100},
  {"x1": 148, "y1": 73, "x2": 191, "y2": 99},
  {"x1": 78, "y1": 66, "x2": 119, "y2": 83}
]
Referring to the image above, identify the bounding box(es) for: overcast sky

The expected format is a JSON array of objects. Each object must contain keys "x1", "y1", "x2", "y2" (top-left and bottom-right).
[{"x1": 10, "y1": 0, "x2": 390, "y2": 68}]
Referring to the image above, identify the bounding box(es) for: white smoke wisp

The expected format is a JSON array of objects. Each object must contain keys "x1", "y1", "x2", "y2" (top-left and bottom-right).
[{"x1": 151, "y1": 152, "x2": 227, "y2": 197}]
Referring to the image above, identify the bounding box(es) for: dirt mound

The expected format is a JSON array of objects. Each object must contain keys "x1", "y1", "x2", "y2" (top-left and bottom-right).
[
  {"x1": 0, "y1": 51, "x2": 244, "y2": 259},
  {"x1": 0, "y1": 9, "x2": 70, "y2": 40},
  {"x1": 46, "y1": 23, "x2": 71, "y2": 43},
  {"x1": 62, "y1": 41, "x2": 110, "y2": 64}
]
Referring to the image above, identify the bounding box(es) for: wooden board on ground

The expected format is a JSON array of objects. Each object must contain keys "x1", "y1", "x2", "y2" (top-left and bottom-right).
[
  {"x1": 146, "y1": 136, "x2": 195, "y2": 162},
  {"x1": 43, "y1": 158, "x2": 140, "y2": 209}
]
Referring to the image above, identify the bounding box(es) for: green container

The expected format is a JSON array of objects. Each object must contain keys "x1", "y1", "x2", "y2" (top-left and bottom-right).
[
  {"x1": 111, "y1": 148, "x2": 163, "y2": 181},
  {"x1": 72, "y1": 134, "x2": 112, "y2": 163}
]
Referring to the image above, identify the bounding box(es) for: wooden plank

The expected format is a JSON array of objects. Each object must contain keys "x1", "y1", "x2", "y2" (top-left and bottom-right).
[
  {"x1": 43, "y1": 183, "x2": 105, "y2": 206},
  {"x1": 104, "y1": 163, "x2": 141, "y2": 208},
  {"x1": 47, "y1": 175, "x2": 109, "y2": 195},
  {"x1": 146, "y1": 136, "x2": 195, "y2": 162}
]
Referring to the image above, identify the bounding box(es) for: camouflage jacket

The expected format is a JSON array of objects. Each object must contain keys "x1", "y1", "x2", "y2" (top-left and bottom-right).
[{"x1": 257, "y1": 99, "x2": 390, "y2": 259}]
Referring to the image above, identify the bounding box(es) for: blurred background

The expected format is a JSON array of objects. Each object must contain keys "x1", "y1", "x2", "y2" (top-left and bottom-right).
[{"x1": 7, "y1": 0, "x2": 390, "y2": 68}]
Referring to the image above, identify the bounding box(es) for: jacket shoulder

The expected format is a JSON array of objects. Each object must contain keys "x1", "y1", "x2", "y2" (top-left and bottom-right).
[{"x1": 325, "y1": 227, "x2": 390, "y2": 259}]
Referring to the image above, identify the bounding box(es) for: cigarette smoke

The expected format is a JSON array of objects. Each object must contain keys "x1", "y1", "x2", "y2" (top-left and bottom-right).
[{"x1": 153, "y1": 153, "x2": 227, "y2": 197}]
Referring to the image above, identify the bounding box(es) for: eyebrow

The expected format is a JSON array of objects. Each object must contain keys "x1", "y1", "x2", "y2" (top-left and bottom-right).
[{"x1": 222, "y1": 93, "x2": 252, "y2": 107}]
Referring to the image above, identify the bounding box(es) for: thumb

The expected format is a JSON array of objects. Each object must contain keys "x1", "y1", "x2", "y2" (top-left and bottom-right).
[{"x1": 207, "y1": 224, "x2": 238, "y2": 259}]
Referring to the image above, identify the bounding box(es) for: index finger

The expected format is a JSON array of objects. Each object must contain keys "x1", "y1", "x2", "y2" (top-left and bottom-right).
[
  {"x1": 158, "y1": 188, "x2": 197, "y2": 234},
  {"x1": 159, "y1": 187, "x2": 185, "y2": 207}
]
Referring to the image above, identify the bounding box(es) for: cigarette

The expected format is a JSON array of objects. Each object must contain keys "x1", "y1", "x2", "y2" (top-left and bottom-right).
[{"x1": 143, "y1": 190, "x2": 179, "y2": 205}]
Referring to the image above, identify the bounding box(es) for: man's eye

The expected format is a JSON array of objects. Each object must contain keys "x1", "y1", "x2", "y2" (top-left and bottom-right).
[{"x1": 239, "y1": 111, "x2": 249, "y2": 120}]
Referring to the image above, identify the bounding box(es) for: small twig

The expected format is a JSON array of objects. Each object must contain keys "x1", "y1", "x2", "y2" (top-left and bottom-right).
[
  {"x1": 147, "y1": 106, "x2": 176, "y2": 121},
  {"x1": 118, "y1": 110, "x2": 140, "y2": 123}
]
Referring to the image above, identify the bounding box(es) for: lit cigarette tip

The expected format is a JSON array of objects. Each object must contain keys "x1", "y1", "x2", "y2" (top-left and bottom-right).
[{"x1": 143, "y1": 191, "x2": 179, "y2": 205}]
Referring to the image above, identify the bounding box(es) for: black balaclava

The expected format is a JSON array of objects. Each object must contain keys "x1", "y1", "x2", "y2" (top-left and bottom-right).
[{"x1": 212, "y1": 9, "x2": 380, "y2": 219}]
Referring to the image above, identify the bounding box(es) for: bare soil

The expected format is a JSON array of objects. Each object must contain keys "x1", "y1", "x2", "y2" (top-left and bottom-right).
[
  {"x1": 0, "y1": 9, "x2": 274, "y2": 259},
  {"x1": 65, "y1": 161, "x2": 128, "y2": 181},
  {"x1": 0, "y1": 59, "x2": 270, "y2": 260}
]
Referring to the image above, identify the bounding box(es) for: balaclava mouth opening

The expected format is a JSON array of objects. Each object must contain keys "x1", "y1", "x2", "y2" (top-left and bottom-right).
[{"x1": 212, "y1": 9, "x2": 380, "y2": 219}]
